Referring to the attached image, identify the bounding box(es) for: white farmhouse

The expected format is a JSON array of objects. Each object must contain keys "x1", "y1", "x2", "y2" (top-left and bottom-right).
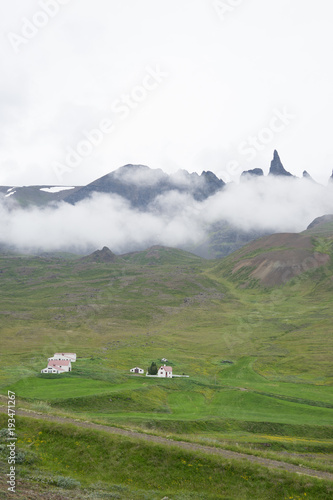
[
  {"x1": 130, "y1": 367, "x2": 144, "y2": 374},
  {"x1": 41, "y1": 360, "x2": 72, "y2": 374},
  {"x1": 41, "y1": 365, "x2": 65, "y2": 374},
  {"x1": 158, "y1": 364, "x2": 173, "y2": 378}
]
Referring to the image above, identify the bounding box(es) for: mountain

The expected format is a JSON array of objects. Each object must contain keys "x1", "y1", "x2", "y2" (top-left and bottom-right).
[
  {"x1": 189, "y1": 220, "x2": 269, "y2": 259},
  {"x1": 0, "y1": 185, "x2": 81, "y2": 207},
  {"x1": 1, "y1": 151, "x2": 333, "y2": 260},
  {"x1": 214, "y1": 215, "x2": 333, "y2": 287},
  {"x1": 82, "y1": 246, "x2": 117, "y2": 263},
  {"x1": 0, "y1": 165, "x2": 225, "y2": 209},
  {"x1": 2, "y1": 151, "x2": 331, "y2": 210},
  {"x1": 63, "y1": 164, "x2": 225, "y2": 208},
  {"x1": 306, "y1": 214, "x2": 333, "y2": 235}
]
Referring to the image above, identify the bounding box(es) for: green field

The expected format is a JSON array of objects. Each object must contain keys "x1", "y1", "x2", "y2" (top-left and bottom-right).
[
  {"x1": 2, "y1": 414, "x2": 333, "y2": 500},
  {"x1": 0, "y1": 243, "x2": 332, "y2": 498}
]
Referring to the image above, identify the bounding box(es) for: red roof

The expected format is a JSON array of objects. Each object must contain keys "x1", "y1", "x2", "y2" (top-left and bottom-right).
[{"x1": 160, "y1": 365, "x2": 172, "y2": 372}]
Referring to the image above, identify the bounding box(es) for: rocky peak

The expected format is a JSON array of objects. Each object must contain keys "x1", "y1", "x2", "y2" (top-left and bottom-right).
[
  {"x1": 201, "y1": 170, "x2": 225, "y2": 187},
  {"x1": 86, "y1": 246, "x2": 117, "y2": 263},
  {"x1": 303, "y1": 170, "x2": 315, "y2": 182},
  {"x1": 269, "y1": 150, "x2": 293, "y2": 177},
  {"x1": 241, "y1": 168, "x2": 264, "y2": 178},
  {"x1": 195, "y1": 171, "x2": 225, "y2": 200}
]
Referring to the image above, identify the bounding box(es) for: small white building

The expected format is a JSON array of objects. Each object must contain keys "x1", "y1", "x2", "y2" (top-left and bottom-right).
[
  {"x1": 161, "y1": 358, "x2": 168, "y2": 362},
  {"x1": 130, "y1": 367, "x2": 144, "y2": 374},
  {"x1": 158, "y1": 364, "x2": 173, "y2": 378},
  {"x1": 41, "y1": 365, "x2": 65, "y2": 374},
  {"x1": 41, "y1": 360, "x2": 72, "y2": 374},
  {"x1": 52, "y1": 352, "x2": 76, "y2": 362}
]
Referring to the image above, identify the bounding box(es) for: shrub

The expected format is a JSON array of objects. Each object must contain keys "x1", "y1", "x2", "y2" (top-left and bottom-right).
[
  {"x1": 0, "y1": 428, "x2": 11, "y2": 439},
  {"x1": 16, "y1": 449, "x2": 38, "y2": 464},
  {"x1": 53, "y1": 476, "x2": 81, "y2": 489}
]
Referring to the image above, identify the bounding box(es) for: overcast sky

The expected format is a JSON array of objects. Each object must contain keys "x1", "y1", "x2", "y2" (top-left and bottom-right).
[{"x1": 1, "y1": 0, "x2": 333, "y2": 186}]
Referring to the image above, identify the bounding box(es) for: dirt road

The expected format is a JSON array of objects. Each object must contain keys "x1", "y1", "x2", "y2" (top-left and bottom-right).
[{"x1": 1, "y1": 406, "x2": 332, "y2": 482}]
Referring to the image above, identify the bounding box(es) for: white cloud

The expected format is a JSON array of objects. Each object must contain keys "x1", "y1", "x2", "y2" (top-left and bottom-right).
[
  {"x1": 1, "y1": 176, "x2": 332, "y2": 255},
  {"x1": 200, "y1": 176, "x2": 333, "y2": 233},
  {"x1": 112, "y1": 165, "x2": 167, "y2": 187}
]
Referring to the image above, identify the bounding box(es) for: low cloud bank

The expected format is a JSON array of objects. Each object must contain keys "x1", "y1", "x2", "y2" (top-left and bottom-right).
[{"x1": 1, "y1": 176, "x2": 333, "y2": 255}]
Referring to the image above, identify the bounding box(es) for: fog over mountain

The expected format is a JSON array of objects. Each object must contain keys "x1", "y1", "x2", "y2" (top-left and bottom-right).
[{"x1": 1, "y1": 152, "x2": 333, "y2": 256}]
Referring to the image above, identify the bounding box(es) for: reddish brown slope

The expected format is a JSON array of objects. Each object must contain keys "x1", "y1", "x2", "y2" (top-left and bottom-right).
[{"x1": 220, "y1": 223, "x2": 332, "y2": 287}]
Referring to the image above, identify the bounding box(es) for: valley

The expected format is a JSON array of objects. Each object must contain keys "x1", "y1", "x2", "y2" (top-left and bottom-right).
[{"x1": 0, "y1": 220, "x2": 332, "y2": 498}]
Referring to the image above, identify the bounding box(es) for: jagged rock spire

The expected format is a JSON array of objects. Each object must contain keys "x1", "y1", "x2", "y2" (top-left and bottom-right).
[{"x1": 269, "y1": 150, "x2": 293, "y2": 177}]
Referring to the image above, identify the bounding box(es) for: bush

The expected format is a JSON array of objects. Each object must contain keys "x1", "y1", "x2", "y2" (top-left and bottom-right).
[
  {"x1": 16, "y1": 449, "x2": 38, "y2": 464},
  {"x1": 0, "y1": 428, "x2": 11, "y2": 439},
  {"x1": 53, "y1": 476, "x2": 81, "y2": 489},
  {"x1": 30, "y1": 401, "x2": 52, "y2": 413}
]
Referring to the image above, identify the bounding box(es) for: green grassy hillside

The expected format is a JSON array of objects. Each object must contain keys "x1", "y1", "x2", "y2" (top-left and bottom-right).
[{"x1": 0, "y1": 242, "x2": 332, "y2": 498}]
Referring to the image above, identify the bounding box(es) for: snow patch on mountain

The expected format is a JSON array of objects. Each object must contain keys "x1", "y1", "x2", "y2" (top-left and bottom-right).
[{"x1": 40, "y1": 186, "x2": 75, "y2": 193}]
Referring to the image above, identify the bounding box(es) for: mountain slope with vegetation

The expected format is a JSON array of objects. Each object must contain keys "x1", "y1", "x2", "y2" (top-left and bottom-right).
[
  {"x1": 213, "y1": 215, "x2": 333, "y2": 287},
  {"x1": 0, "y1": 223, "x2": 332, "y2": 498}
]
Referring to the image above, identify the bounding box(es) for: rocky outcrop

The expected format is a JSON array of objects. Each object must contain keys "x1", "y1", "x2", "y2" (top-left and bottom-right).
[
  {"x1": 83, "y1": 246, "x2": 117, "y2": 263},
  {"x1": 196, "y1": 171, "x2": 225, "y2": 200},
  {"x1": 241, "y1": 168, "x2": 264, "y2": 178},
  {"x1": 303, "y1": 170, "x2": 313, "y2": 180},
  {"x1": 269, "y1": 150, "x2": 293, "y2": 177}
]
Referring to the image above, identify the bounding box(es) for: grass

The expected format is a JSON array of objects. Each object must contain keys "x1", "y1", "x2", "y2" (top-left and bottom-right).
[
  {"x1": 7, "y1": 376, "x2": 115, "y2": 400},
  {"x1": 0, "y1": 244, "x2": 332, "y2": 496},
  {"x1": 1, "y1": 414, "x2": 333, "y2": 500},
  {"x1": 6, "y1": 357, "x2": 332, "y2": 428}
]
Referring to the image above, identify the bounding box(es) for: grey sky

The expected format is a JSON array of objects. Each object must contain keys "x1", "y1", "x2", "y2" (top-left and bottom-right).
[{"x1": 1, "y1": 0, "x2": 333, "y2": 186}]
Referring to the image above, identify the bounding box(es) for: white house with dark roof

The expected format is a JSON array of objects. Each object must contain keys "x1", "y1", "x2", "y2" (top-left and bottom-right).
[{"x1": 158, "y1": 364, "x2": 173, "y2": 378}]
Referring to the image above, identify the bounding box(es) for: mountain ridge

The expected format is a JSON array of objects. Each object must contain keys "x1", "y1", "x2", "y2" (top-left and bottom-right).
[
  {"x1": 1, "y1": 151, "x2": 332, "y2": 209},
  {"x1": 1, "y1": 151, "x2": 333, "y2": 260}
]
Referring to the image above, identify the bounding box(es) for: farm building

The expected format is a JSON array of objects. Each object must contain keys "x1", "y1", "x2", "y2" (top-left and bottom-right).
[
  {"x1": 158, "y1": 365, "x2": 173, "y2": 378},
  {"x1": 52, "y1": 353, "x2": 76, "y2": 362},
  {"x1": 130, "y1": 367, "x2": 144, "y2": 374},
  {"x1": 41, "y1": 365, "x2": 65, "y2": 374},
  {"x1": 41, "y1": 360, "x2": 72, "y2": 374}
]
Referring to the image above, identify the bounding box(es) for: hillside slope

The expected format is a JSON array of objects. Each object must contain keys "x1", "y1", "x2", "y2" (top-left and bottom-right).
[
  {"x1": 0, "y1": 232, "x2": 332, "y2": 497},
  {"x1": 214, "y1": 216, "x2": 333, "y2": 287}
]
